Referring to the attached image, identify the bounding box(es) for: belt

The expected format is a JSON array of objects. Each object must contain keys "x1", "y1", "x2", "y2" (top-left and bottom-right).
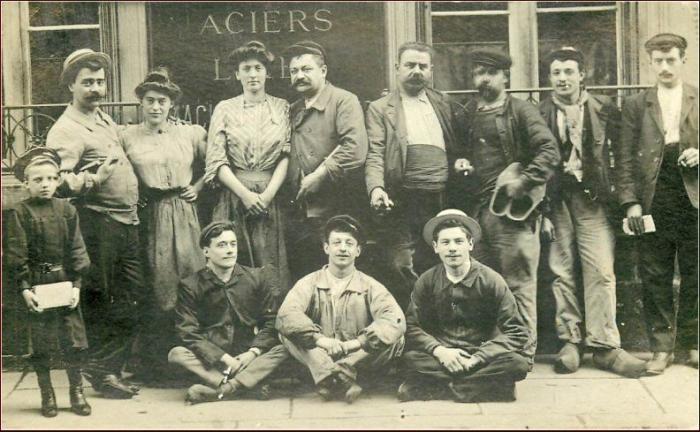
[{"x1": 141, "y1": 187, "x2": 184, "y2": 200}]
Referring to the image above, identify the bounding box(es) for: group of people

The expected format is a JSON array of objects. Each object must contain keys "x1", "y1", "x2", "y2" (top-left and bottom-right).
[{"x1": 4, "y1": 31, "x2": 697, "y2": 417}]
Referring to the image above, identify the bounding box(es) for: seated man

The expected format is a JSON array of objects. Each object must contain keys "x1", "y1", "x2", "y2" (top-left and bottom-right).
[
  {"x1": 168, "y1": 221, "x2": 288, "y2": 404},
  {"x1": 400, "y1": 209, "x2": 530, "y2": 403},
  {"x1": 276, "y1": 215, "x2": 405, "y2": 403}
]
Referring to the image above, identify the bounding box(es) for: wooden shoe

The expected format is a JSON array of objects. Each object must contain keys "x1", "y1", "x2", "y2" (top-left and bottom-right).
[
  {"x1": 554, "y1": 343, "x2": 581, "y2": 374},
  {"x1": 645, "y1": 352, "x2": 674, "y2": 376}
]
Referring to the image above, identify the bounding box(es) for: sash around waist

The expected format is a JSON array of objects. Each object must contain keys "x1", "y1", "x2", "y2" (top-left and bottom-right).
[{"x1": 233, "y1": 169, "x2": 274, "y2": 183}]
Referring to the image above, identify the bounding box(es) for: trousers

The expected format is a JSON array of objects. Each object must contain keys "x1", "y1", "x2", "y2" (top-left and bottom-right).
[
  {"x1": 168, "y1": 344, "x2": 289, "y2": 389},
  {"x1": 547, "y1": 188, "x2": 620, "y2": 349}
]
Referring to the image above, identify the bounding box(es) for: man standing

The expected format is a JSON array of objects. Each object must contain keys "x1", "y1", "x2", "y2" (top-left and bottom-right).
[
  {"x1": 46, "y1": 49, "x2": 143, "y2": 398},
  {"x1": 276, "y1": 215, "x2": 405, "y2": 403},
  {"x1": 456, "y1": 50, "x2": 560, "y2": 362},
  {"x1": 618, "y1": 33, "x2": 698, "y2": 373},
  {"x1": 365, "y1": 42, "x2": 466, "y2": 308},
  {"x1": 538, "y1": 47, "x2": 647, "y2": 377},
  {"x1": 284, "y1": 40, "x2": 369, "y2": 282},
  {"x1": 400, "y1": 209, "x2": 529, "y2": 403},
  {"x1": 168, "y1": 221, "x2": 289, "y2": 404}
]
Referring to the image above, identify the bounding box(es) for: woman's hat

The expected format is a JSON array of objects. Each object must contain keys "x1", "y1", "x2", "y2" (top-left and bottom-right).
[{"x1": 422, "y1": 209, "x2": 482, "y2": 245}]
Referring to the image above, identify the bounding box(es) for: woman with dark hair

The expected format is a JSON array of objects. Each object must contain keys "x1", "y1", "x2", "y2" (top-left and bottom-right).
[
  {"x1": 204, "y1": 41, "x2": 291, "y2": 294},
  {"x1": 121, "y1": 67, "x2": 207, "y2": 314}
]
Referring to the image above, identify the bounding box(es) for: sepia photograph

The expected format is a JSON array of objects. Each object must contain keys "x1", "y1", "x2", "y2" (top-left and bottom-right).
[{"x1": 1, "y1": 1, "x2": 698, "y2": 429}]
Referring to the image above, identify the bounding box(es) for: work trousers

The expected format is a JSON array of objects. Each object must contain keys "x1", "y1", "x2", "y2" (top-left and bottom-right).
[
  {"x1": 78, "y1": 208, "x2": 146, "y2": 380},
  {"x1": 473, "y1": 207, "x2": 540, "y2": 359},
  {"x1": 280, "y1": 335, "x2": 403, "y2": 385},
  {"x1": 168, "y1": 345, "x2": 290, "y2": 389},
  {"x1": 640, "y1": 146, "x2": 698, "y2": 352},
  {"x1": 547, "y1": 188, "x2": 620, "y2": 349}
]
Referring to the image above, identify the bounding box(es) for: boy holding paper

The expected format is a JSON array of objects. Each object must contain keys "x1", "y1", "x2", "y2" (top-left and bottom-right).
[{"x1": 5, "y1": 147, "x2": 93, "y2": 418}]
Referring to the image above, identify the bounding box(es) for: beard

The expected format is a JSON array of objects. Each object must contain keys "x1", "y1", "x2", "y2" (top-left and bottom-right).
[{"x1": 477, "y1": 83, "x2": 500, "y2": 102}]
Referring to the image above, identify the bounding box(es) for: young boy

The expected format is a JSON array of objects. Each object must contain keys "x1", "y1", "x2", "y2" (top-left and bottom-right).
[{"x1": 5, "y1": 147, "x2": 92, "y2": 417}]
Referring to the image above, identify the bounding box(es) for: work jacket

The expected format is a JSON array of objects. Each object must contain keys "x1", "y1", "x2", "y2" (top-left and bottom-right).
[
  {"x1": 276, "y1": 267, "x2": 405, "y2": 353},
  {"x1": 617, "y1": 83, "x2": 699, "y2": 211}
]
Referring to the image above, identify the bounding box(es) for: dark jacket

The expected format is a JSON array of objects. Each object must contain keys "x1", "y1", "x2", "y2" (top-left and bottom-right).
[
  {"x1": 364, "y1": 87, "x2": 467, "y2": 196},
  {"x1": 617, "y1": 83, "x2": 699, "y2": 212},
  {"x1": 174, "y1": 265, "x2": 279, "y2": 367},
  {"x1": 405, "y1": 260, "x2": 529, "y2": 363},
  {"x1": 538, "y1": 94, "x2": 621, "y2": 206},
  {"x1": 463, "y1": 95, "x2": 560, "y2": 215}
]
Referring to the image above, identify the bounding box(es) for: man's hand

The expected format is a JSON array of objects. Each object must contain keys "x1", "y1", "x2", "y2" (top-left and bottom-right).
[
  {"x1": 220, "y1": 353, "x2": 244, "y2": 374},
  {"x1": 454, "y1": 158, "x2": 475, "y2": 176},
  {"x1": 179, "y1": 185, "x2": 199, "y2": 203},
  {"x1": 541, "y1": 216, "x2": 557, "y2": 242},
  {"x1": 296, "y1": 169, "x2": 326, "y2": 201},
  {"x1": 22, "y1": 289, "x2": 43, "y2": 313},
  {"x1": 69, "y1": 287, "x2": 80, "y2": 309},
  {"x1": 94, "y1": 155, "x2": 120, "y2": 183},
  {"x1": 678, "y1": 148, "x2": 699, "y2": 168},
  {"x1": 316, "y1": 337, "x2": 345, "y2": 357},
  {"x1": 340, "y1": 339, "x2": 362, "y2": 355},
  {"x1": 459, "y1": 354, "x2": 484, "y2": 373},
  {"x1": 504, "y1": 177, "x2": 527, "y2": 199},
  {"x1": 433, "y1": 346, "x2": 472, "y2": 374},
  {"x1": 370, "y1": 188, "x2": 394, "y2": 212},
  {"x1": 626, "y1": 204, "x2": 645, "y2": 236}
]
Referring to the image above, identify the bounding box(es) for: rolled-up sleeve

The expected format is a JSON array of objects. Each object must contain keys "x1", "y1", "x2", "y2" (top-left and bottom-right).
[
  {"x1": 324, "y1": 93, "x2": 368, "y2": 181},
  {"x1": 203, "y1": 103, "x2": 230, "y2": 185},
  {"x1": 357, "y1": 282, "x2": 405, "y2": 353}
]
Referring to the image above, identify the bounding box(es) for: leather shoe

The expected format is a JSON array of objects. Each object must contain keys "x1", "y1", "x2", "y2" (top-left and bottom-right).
[
  {"x1": 69, "y1": 386, "x2": 92, "y2": 416},
  {"x1": 593, "y1": 348, "x2": 647, "y2": 378},
  {"x1": 645, "y1": 352, "x2": 674, "y2": 376},
  {"x1": 554, "y1": 342, "x2": 581, "y2": 374},
  {"x1": 100, "y1": 374, "x2": 136, "y2": 399},
  {"x1": 40, "y1": 387, "x2": 58, "y2": 418}
]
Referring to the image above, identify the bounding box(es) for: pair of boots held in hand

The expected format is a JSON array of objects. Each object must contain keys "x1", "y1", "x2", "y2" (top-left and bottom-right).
[
  {"x1": 555, "y1": 343, "x2": 647, "y2": 378},
  {"x1": 36, "y1": 368, "x2": 91, "y2": 418}
]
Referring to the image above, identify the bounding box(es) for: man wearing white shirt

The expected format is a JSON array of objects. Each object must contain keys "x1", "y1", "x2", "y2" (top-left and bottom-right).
[
  {"x1": 365, "y1": 42, "x2": 467, "y2": 308},
  {"x1": 618, "y1": 33, "x2": 699, "y2": 374}
]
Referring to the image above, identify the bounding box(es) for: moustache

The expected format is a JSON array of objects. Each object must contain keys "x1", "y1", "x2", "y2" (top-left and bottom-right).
[{"x1": 292, "y1": 79, "x2": 310, "y2": 87}]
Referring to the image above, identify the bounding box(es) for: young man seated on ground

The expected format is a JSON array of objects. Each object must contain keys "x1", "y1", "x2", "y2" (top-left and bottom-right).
[
  {"x1": 400, "y1": 209, "x2": 530, "y2": 403},
  {"x1": 276, "y1": 215, "x2": 406, "y2": 403},
  {"x1": 168, "y1": 221, "x2": 288, "y2": 404}
]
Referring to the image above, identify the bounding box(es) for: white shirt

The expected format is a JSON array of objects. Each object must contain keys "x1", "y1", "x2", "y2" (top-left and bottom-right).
[
  {"x1": 401, "y1": 90, "x2": 446, "y2": 150},
  {"x1": 657, "y1": 83, "x2": 683, "y2": 144},
  {"x1": 326, "y1": 268, "x2": 354, "y2": 299}
]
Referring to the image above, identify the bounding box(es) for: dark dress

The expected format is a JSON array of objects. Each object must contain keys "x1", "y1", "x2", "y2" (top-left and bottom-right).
[{"x1": 4, "y1": 197, "x2": 91, "y2": 356}]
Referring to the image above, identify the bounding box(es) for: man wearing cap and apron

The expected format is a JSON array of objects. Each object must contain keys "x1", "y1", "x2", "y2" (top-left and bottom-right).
[
  {"x1": 538, "y1": 47, "x2": 647, "y2": 378},
  {"x1": 46, "y1": 48, "x2": 144, "y2": 398},
  {"x1": 617, "y1": 33, "x2": 699, "y2": 374},
  {"x1": 400, "y1": 209, "x2": 530, "y2": 403},
  {"x1": 455, "y1": 50, "x2": 560, "y2": 365},
  {"x1": 283, "y1": 40, "x2": 369, "y2": 283}
]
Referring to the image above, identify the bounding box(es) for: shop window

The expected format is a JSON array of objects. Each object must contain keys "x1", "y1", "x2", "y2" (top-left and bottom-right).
[
  {"x1": 27, "y1": 2, "x2": 102, "y2": 104},
  {"x1": 537, "y1": 2, "x2": 619, "y2": 87},
  {"x1": 431, "y1": 2, "x2": 509, "y2": 93}
]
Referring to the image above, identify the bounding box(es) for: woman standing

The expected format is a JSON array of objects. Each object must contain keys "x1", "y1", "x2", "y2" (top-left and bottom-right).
[
  {"x1": 121, "y1": 69, "x2": 206, "y2": 342},
  {"x1": 204, "y1": 41, "x2": 291, "y2": 294}
]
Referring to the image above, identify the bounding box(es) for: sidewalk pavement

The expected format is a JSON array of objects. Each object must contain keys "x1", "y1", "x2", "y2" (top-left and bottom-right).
[{"x1": 2, "y1": 353, "x2": 698, "y2": 430}]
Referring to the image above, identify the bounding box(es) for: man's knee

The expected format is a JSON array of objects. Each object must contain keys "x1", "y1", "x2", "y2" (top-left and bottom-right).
[
  {"x1": 167, "y1": 346, "x2": 191, "y2": 366},
  {"x1": 499, "y1": 353, "x2": 530, "y2": 381}
]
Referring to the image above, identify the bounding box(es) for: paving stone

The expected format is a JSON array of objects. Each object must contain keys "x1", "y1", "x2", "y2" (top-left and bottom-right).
[{"x1": 639, "y1": 365, "x2": 699, "y2": 415}]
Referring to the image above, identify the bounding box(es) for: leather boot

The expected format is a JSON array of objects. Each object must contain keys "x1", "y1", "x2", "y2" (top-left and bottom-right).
[
  {"x1": 37, "y1": 370, "x2": 58, "y2": 418},
  {"x1": 67, "y1": 368, "x2": 91, "y2": 416}
]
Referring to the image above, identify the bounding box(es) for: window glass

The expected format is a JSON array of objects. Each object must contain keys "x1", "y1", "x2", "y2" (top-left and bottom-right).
[
  {"x1": 538, "y1": 10, "x2": 618, "y2": 87},
  {"x1": 536, "y1": 2, "x2": 615, "y2": 9},
  {"x1": 28, "y1": 2, "x2": 99, "y2": 27},
  {"x1": 432, "y1": 2, "x2": 508, "y2": 12},
  {"x1": 432, "y1": 15, "x2": 509, "y2": 92}
]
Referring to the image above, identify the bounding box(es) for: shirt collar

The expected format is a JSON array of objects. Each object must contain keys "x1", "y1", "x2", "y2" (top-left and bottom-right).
[
  {"x1": 440, "y1": 259, "x2": 480, "y2": 288},
  {"x1": 316, "y1": 265, "x2": 363, "y2": 293},
  {"x1": 64, "y1": 103, "x2": 109, "y2": 132},
  {"x1": 238, "y1": 94, "x2": 281, "y2": 124},
  {"x1": 399, "y1": 88, "x2": 429, "y2": 103},
  {"x1": 202, "y1": 264, "x2": 243, "y2": 286},
  {"x1": 305, "y1": 81, "x2": 332, "y2": 111}
]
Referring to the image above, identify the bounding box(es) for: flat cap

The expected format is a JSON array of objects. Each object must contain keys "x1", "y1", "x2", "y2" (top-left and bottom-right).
[
  {"x1": 471, "y1": 49, "x2": 512, "y2": 69},
  {"x1": 544, "y1": 46, "x2": 585, "y2": 67},
  {"x1": 14, "y1": 147, "x2": 61, "y2": 182},
  {"x1": 284, "y1": 40, "x2": 328, "y2": 64},
  {"x1": 60, "y1": 48, "x2": 111, "y2": 85},
  {"x1": 645, "y1": 33, "x2": 688, "y2": 52},
  {"x1": 325, "y1": 214, "x2": 364, "y2": 243}
]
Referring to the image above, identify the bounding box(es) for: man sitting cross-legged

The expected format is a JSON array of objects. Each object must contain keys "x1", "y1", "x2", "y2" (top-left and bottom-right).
[{"x1": 400, "y1": 209, "x2": 530, "y2": 403}]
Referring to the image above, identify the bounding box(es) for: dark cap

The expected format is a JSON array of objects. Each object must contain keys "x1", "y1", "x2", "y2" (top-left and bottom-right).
[
  {"x1": 544, "y1": 46, "x2": 585, "y2": 68},
  {"x1": 471, "y1": 49, "x2": 512, "y2": 70},
  {"x1": 284, "y1": 40, "x2": 328, "y2": 64},
  {"x1": 324, "y1": 214, "x2": 364, "y2": 243},
  {"x1": 645, "y1": 33, "x2": 688, "y2": 53},
  {"x1": 14, "y1": 147, "x2": 61, "y2": 182},
  {"x1": 199, "y1": 220, "x2": 237, "y2": 248}
]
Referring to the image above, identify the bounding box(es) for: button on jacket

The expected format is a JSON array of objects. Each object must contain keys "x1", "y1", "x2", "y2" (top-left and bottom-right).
[
  {"x1": 47, "y1": 104, "x2": 139, "y2": 225},
  {"x1": 276, "y1": 267, "x2": 406, "y2": 353},
  {"x1": 174, "y1": 265, "x2": 280, "y2": 367}
]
